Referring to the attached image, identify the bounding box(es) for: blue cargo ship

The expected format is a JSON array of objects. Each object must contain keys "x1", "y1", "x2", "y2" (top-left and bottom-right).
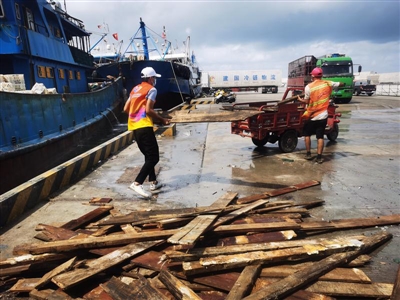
[
  {"x1": 0, "y1": 0, "x2": 125, "y2": 194},
  {"x1": 93, "y1": 18, "x2": 202, "y2": 111}
]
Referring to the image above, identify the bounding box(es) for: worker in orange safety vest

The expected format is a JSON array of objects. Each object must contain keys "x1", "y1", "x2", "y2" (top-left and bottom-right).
[{"x1": 297, "y1": 67, "x2": 344, "y2": 164}]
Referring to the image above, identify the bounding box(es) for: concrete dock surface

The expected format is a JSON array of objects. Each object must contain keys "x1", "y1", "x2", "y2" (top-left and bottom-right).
[{"x1": 1, "y1": 92, "x2": 399, "y2": 286}]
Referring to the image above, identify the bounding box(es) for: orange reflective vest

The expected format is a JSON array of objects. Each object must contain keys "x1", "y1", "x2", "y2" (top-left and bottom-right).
[
  {"x1": 303, "y1": 80, "x2": 333, "y2": 119},
  {"x1": 126, "y1": 82, "x2": 154, "y2": 131}
]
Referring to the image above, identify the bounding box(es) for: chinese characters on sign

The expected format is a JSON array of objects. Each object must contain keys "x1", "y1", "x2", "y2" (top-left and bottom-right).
[{"x1": 220, "y1": 73, "x2": 277, "y2": 82}]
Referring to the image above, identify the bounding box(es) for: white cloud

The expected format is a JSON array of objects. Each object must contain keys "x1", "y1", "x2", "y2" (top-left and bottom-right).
[{"x1": 65, "y1": 1, "x2": 400, "y2": 77}]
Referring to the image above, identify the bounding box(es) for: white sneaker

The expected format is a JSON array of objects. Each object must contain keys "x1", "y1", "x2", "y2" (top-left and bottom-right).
[
  {"x1": 129, "y1": 183, "x2": 152, "y2": 198},
  {"x1": 150, "y1": 181, "x2": 163, "y2": 191}
]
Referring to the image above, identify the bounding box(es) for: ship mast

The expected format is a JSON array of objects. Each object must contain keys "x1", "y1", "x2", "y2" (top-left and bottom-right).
[{"x1": 140, "y1": 18, "x2": 149, "y2": 60}]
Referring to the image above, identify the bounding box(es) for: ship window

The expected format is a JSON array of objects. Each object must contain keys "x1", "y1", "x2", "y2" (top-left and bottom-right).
[
  {"x1": 58, "y1": 69, "x2": 65, "y2": 79},
  {"x1": 0, "y1": 1, "x2": 4, "y2": 18},
  {"x1": 68, "y1": 70, "x2": 74, "y2": 80},
  {"x1": 75, "y1": 71, "x2": 81, "y2": 80},
  {"x1": 55, "y1": 28, "x2": 61, "y2": 38},
  {"x1": 15, "y1": 3, "x2": 21, "y2": 19},
  {"x1": 26, "y1": 8, "x2": 35, "y2": 31},
  {"x1": 38, "y1": 66, "x2": 46, "y2": 78},
  {"x1": 46, "y1": 67, "x2": 54, "y2": 78}
]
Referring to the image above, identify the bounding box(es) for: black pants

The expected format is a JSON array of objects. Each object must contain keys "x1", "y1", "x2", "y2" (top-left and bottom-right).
[{"x1": 133, "y1": 127, "x2": 159, "y2": 184}]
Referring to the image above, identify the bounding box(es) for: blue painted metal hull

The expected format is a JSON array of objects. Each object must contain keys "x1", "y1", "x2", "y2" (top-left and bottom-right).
[
  {"x1": 0, "y1": 79, "x2": 124, "y2": 194},
  {"x1": 0, "y1": 0, "x2": 127, "y2": 195},
  {"x1": 95, "y1": 60, "x2": 192, "y2": 111}
]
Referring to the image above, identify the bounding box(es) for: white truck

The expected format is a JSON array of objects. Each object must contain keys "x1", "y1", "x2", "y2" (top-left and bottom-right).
[{"x1": 206, "y1": 69, "x2": 282, "y2": 93}]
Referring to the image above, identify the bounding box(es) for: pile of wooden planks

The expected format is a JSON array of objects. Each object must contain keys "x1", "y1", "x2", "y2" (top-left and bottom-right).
[{"x1": 1, "y1": 180, "x2": 399, "y2": 299}]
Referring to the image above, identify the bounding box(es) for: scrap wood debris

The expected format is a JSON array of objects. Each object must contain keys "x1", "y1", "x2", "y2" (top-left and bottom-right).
[{"x1": 1, "y1": 180, "x2": 399, "y2": 299}]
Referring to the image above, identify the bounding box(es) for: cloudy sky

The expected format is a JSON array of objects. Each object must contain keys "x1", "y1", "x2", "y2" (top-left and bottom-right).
[{"x1": 64, "y1": 0, "x2": 399, "y2": 78}]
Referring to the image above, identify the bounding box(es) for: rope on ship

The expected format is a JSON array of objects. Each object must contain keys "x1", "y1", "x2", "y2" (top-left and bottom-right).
[{"x1": 170, "y1": 61, "x2": 185, "y2": 105}]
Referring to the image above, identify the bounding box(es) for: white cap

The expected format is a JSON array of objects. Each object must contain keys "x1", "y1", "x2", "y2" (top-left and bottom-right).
[{"x1": 141, "y1": 67, "x2": 161, "y2": 78}]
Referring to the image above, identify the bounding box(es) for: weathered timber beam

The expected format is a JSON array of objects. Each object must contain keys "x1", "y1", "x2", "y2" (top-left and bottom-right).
[
  {"x1": 241, "y1": 231, "x2": 392, "y2": 300},
  {"x1": 101, "y1": 275, "x2": 170, "y2": 300},
  {"x1": 211, "y1": 199, "x2": 269, "y2": 229},
  {"x1": 212, "y1": 221, "x2": 301, "y2": 235},
  {"x1": 13, "y1": 230, "x2": 177, "y2": 255},
  {"x1": 164, "y1": 236, "x2": 366, "y2": 262},
  {"x1": 158, "y1": 270, "x2": 202, "y2": 300},
  {"x1": 300, "y1": 214, "x2": 400, "y2": 231},
  {"x1": 52, "y1": 240, "x2": 161, "y2": 290},
  {"x1": 225, "y1": 264, "x2": 262, "y2": 300},
  {"x1": 306, "y1": 281, "x2": 393, "y2": 298},
  {"x1": 98, "y1": 205, "x2": 242, "y2": 226},
  {"x1": 61, "y1": 206, "x2": 113, "y2": 230},
  {"x1": 182, "y1": 239, "x2": 360, "y2": 276},
  {"x1": 163, "y1": 110, "x2": 265, "y2": 123}
]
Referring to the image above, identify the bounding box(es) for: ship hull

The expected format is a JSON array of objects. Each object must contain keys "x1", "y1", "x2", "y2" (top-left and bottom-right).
[
  {"x1": 95, "y1": 60, "x2": 193, "y2": 111},
  {"x1": 0, "y1": 79, "x2": 125, "y2": 194}
]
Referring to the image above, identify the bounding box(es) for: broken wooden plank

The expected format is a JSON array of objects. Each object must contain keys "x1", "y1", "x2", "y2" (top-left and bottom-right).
[
  {"x1": 61, "y1": 205, "x2": 113, "y2": 230},
  {"x1": 100, "y1": 275, "x2": 169, "y2": 300},
  {"x1": 260, "y1": 265, "x2": 372, "y2": 283},
  {"x1": 215, "y1": 230, "x2": 297, "y2": 247},
  {"x1": 89, "y1": 197, "x2": 113, "y2": 204},
  {"x1": 158, "y1": 270, "x2": 202, "y2": 300},
  {"x1": 164, "y1": 236, "x2": 365, "y2": 262},
  {"x1": 168, "y1": 214, "x2": 218, "y2": 245},
  {"x1": 0, "y1": 253, "x2": 71, "y2": 269},
  {"x1": 225, "y1": 264, "x2": 262, "y2": 300},
  {"x1": 168, "y1": 192, "x2": 237, "y2": 245},
  {"x1": 197, "y1": 290, "x2": 227, "y2": 299},
  {"x1": 265, "y1": 187, "x2": 297, "y2": 197},
  {"x1": 130, "y1": 250, "x2": 178, "y2": 272},
  {"x1": 183, "y1": 240, "x2": 359, "y2": 276},
  {"x1": 212, "y1": 221, "x2": 301, "y2": 235},
  {"x1": 9, "y1": 278, "x2": 39, "y2": 293},
  {"x1": 0, "y1": 264, "x2": 32, "y2": 277},
  {"x1": 235, "y1": 193, "x2": 269, "y2": 205},
  {"x1": 51, "y1": 240, "x2": 162, "y2": 289},
  {"x1": 98, "y1": 206, "x2": 238, "y2": 226},
  {"x1": 291, "y1": 180, "x2": 321, "y2": 190},
  {"x1": 108, "y1": 208, "x2": 139, "y2": 234},
  {"x1": 13, "y1": 229, "x2": 178, "y2": 255},
  {"x1": 30, "y1": 288, "x2": 73, "y2": 299},
  {"x1": 34, "y1": 224, "x2": 83, "y2": 242},
  {"x1": 301, "y1": 214, "x2": 400, "y2": 231},
  {"x1": 251, "y1": 204, "x2": 297, "y2": 214},
  {"x1": 156, "y1": 217, "x2": 192, "y2": 229},
  {"x1": 211, "y1": 199, "x2": 269, "y2": 229},
  {"x1": 35, "y1": 257, "x2": 76, "y2": 289},
  {"x1": 209, "y1": 191, "x2": 238, "y2": 208},
  {"x1": 82, "y1": 285, "x2": 114, "y2": 300},
  {"x1": 165, "y1": 110, "x2": 265, "y2": 123},
  {"x1": 305, "y1": 281, "x2": 393, "y2": 298},
  {"x1": 252, "y1": 278, "x2": 336, "y2": 300},
  {"x1": 241, "y1": 231, "x2": 392, "y2": 300},
  {"x1": 199, "y1": 238, "x2": 361, "y2": 268}
]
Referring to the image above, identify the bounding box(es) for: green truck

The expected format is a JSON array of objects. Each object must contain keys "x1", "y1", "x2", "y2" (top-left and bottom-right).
[{"x1": 284, "y1": 54, "x2": 361, "y2": 103}]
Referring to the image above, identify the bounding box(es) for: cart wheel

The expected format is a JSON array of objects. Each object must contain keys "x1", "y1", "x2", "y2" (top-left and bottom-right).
[
  {"x1": 327, "y1": 123, "x2": 339, "y2": 141},
  {"x1": 252, "y1": 136, "x2": 269, "y2": 147},
  {"x1": 278, "y1": 130, "x2": 298, "y2": 153}
]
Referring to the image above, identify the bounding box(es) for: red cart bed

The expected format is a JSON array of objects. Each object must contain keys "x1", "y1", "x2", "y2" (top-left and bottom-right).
[{"x1": 230, "y1": 100, "x2": 340, "y2": 153}]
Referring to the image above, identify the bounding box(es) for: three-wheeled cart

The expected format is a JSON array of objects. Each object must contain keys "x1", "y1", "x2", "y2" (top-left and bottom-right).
[{"x1": 230, "y1": 99, "x2": 341, "y2": 153}]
